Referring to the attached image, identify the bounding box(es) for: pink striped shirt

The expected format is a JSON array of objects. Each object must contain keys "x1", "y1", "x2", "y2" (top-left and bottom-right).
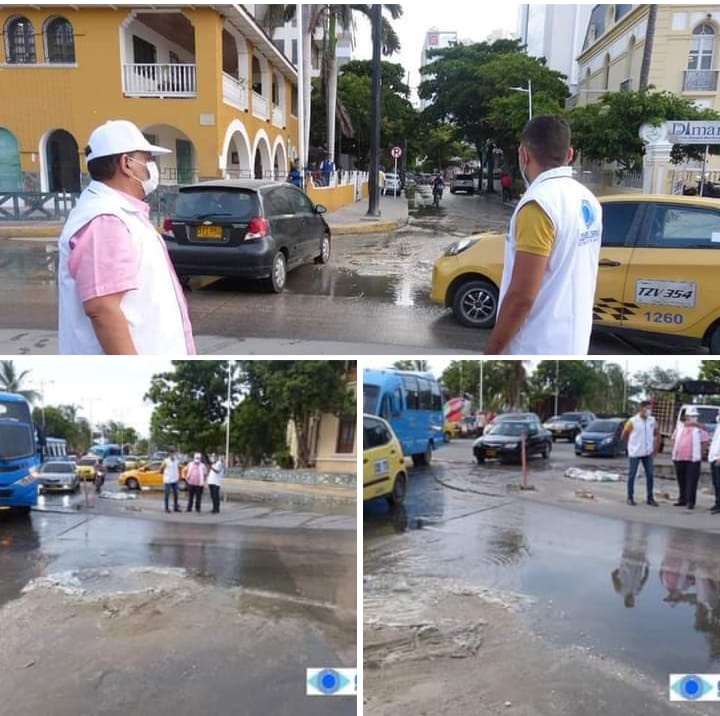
[
  {"x1": 671, "y1": 425, "x2": 709, "y2": 461},
  {"x1": 68, "y1": 191, "x2": 196, "y2": 354}
]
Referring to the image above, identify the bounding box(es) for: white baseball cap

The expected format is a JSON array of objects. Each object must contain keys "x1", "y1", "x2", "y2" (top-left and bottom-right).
[
  {"x1": 686, "y1": 407, "x2": 699, "y2": 418},
  {"x1": 86, "y1": 120, "x2": 172, "y2": 162}
]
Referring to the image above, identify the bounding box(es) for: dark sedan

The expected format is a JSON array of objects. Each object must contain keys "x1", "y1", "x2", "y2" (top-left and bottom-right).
[
  {"x1": 473, "y1": 421, "x2": 552, "y2": 464},
  {"x1": 102, "y1": 456, "x2": 126, "y2": 472},
  {"x1": 575, "y1": 418, "x2": 628, "y2": 457},
  {"x1": 162, "y1": 180, "x2": 331, "y2": 293},
  {"x1": 543, "y1": 411, "x2": 596, "y2": 442}
]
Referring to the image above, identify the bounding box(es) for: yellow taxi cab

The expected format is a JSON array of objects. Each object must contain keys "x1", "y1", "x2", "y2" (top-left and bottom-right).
[
  {"x1": 363, "y1": 414, "x2": 407, "y2": 505},
  {"x1": 119, "y1": 460, "x2": 187, "y2": 491},
  {"x1": 76, "y1": 455, "x2": 102, "y2": 481},
  {"x1": 431, "y1": 195, "x2": 720, "y2": 352}
]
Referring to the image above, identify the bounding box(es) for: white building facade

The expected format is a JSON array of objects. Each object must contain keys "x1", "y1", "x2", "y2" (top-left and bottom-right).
[{"x1": 420, "y1": 28, "x2": 458, "y2": 109}]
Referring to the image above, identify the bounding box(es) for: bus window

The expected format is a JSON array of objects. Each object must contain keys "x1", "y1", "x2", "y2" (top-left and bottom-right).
[
  {"x1": 393, "y1": 388, "x2": 403, "y2": 416},
  {"x1": 380, "y1": 394, "x2": 393, "y2": 421},
  {"x1": 431, "y1": 382, "x2": 442, "y2": 412},
  {"x1": 402, "y1": 376, "x2": 420, "y2": 410},
  {"x1": 363, "y1": 384, "x2": 380, "y2": 414},
  {"x1": 418, "y1": 378, "x2": 432, "y2": 411}
]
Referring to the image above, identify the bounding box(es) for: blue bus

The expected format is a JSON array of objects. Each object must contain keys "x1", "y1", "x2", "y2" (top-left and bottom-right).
[
  {"x1": 363, "y1": 368, "x2": 445, "y2": 466},
  {"x1": 0, "y1": 391, "x2": 43, "y2": 513},
  {"x1": 88, "y1": 443, "x2": 122, "y2": 459}
]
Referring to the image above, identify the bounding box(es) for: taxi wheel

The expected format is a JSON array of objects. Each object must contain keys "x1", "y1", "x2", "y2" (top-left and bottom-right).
[
  {"x1": 387, "y1": 473, "x2": 407, "y2": 506},
  {"x1": 126, "y1": 478, "x2": 139, "y2": 491},
  {"x1": 542, "y1": 443, "x2": 551, "y2": 459},
  {"x1": 452, "y1": 280, "x2": 498, "y2": 329}
]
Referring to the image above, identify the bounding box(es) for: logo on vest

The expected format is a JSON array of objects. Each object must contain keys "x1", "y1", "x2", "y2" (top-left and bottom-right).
[
  {"x1": 579, "y1": 199, "x2": 601, "y2": 246},
  {"x1": 581, "y1": 200, "x2": 595, "y2": 228}
]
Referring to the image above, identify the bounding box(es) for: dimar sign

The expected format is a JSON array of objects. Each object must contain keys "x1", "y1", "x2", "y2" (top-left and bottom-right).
[{"x1": 640, "y1": 121, "x2": 720, "y2": 145}]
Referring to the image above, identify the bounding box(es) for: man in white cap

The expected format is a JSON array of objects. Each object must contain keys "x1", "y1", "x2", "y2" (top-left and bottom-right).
[
  {"x1": 58, "y1": 119, "x2": 195, "y2": 354},
  {"x1": 185, "y1": 452, "x2": 207, "y2": 513}
]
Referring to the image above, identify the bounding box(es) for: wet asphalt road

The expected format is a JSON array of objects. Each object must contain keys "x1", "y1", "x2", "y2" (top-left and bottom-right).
[
  {"x1": 365, "y1": 439, "x2": 720, "y2": 695},
  {"x1": 0, "y1": 191, "x2": 705, "y2": 354},
  {"x1": 0, "y1": 490, "x2": 356, "y2": 716}
]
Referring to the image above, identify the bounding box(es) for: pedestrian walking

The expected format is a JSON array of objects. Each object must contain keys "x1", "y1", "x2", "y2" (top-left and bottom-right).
[
  {"x1": 486, "y1": 115, "x2": 603, "y2": 355},
  {"x1": 288, "y1": 163, "x2": 303, "y2": 188},
  {"x1": 185, "y1": 453, "x2": 207, "y2": 513},
  {"x1": 162, "y1": 448, "x2": 181, "y2": 514},
  {"x1": 500, "y1": 171, "x2": 513, "y2": 203},
  {"x1": 208, "y1": 453, "x2": 225, "y2": 514},
  {"x1": 671, "y1": 407, "x2": 709, "y2": 511},
  {"x1": 709, "y1": 408, "x2": 720, "y2": 515},
  {"x1": 58, "y1": 120, "x2": 195, "y2": 355},
  {"x1": 379, "y1": 167, "x2": 386, "y2": 196},
  {"x1": 621, "y1": 401, "x2": 659, "y2": 507}
]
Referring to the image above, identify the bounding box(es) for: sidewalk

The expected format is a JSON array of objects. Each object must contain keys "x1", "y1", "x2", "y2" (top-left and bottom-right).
[{"x1": 325, "y1": 195, "x2": 409, "y2": 235}]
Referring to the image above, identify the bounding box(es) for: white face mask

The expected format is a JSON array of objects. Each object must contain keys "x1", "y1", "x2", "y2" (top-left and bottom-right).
[
  {"x1": 518, "y1": 149, "x2": 530, "y2": 188},
  {"x1": 129, "y1": 157, "x2": 160, "y2": 197}
]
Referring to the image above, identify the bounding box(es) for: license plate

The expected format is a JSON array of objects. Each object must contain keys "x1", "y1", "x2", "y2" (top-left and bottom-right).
[
  {"x1": 485, "y1": 449, "x2": 497, "y2": 458},
  {"x1": 586, "y1": 444, "x2": 595, "y2": 451},
  {"x1": 196, "y1": 225, "x2": 223, "y2": 239}
]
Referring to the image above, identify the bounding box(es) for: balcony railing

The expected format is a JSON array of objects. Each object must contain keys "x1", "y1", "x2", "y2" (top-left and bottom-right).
[
  {"x1": 252, "y1": 91, "x2": 269, "y2": 120},
  {"x1": 122, "y1": 63, "x2": 197, "y2": 98},
  {"x1": 683, "y1": 69, "x2": 719, "y2": 92},
  {"x1": 222, "y1": 72, "x2": 248, "y2": 110},
  {"x1": 619, "y1": 78, "x2": 632, "y2": 92},
  {"x1": 272, "y1": 104, "x2": 285, "y2": 128}
]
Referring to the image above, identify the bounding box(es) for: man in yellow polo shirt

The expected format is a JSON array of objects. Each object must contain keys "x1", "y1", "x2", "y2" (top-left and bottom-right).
[{"x1": 486, "y1": 116, "x2": 602, "y2": 355}]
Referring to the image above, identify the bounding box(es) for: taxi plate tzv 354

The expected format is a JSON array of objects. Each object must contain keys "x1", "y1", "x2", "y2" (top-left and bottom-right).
[{"x1": 635, "y1": 280, "x2": 697, "y2": 308}]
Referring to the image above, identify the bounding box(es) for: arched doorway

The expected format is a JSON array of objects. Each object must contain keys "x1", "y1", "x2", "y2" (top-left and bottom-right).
[
  {"x1": 45, "y1": 129, "x2": 80, "y2": 192},
  {"x1": 272, "y1": 136, "x2": 288, "y2": 180},
  {"x1": 141, "y1": 124, "x2": 196, "y2": 184},
  {"x1": 221, "y1": 120, "x2": 252, "y2": 179},
  {"x1": 0, "y1": 128, "x2": 21, "y2": 191},
  {"x1": 252, "y1": 131, "x2": 272, "y2": 180}
]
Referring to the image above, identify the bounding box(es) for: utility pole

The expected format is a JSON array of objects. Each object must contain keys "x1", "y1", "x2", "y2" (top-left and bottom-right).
[
  {"x1": 296, "y1": 3, "x2": 306, "y2": 176},
  {"x1": 225, "y1": 360, "x2": 233, "y2": 471},
  {"x1": 478, "y1": 362, "x2": 484, "y2": 412},
  {"x1": 554, "y1": 360, "x2": 559, "y2": 416},
  {"x1": 366, "y1": 4, "x2": 382, "y2": 217}
]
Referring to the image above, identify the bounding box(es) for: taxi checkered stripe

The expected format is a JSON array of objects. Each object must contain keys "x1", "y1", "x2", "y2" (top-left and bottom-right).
[{"x1": 593, "y1": 297, "x2": 639, "y2": 322}]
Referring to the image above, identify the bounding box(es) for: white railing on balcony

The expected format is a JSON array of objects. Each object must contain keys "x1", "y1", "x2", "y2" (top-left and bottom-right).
[
  {"x1": 272, "y1": 105, "x2": 285, "y2": 128},
  {"x1": 222, "y1": 72, "x2": 248, "y2": 110},
  {"x1": 683, "y1": 69, "x2": 719, "y2": 92},
  {"x1": 123, "y1": 63, "x2": 197, "y2": 98},
  {"x1": 252, "y1": 91, "x2": 269, "y2": 120}
]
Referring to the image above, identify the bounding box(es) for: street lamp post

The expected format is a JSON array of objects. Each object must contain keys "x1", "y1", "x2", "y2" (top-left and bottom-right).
[
  {"x1": 509, "y1": 79, "x2": 533, "y2": 121},
  {"x1": 225, "y1": 360, "x2": 233, "y2": 472},
  {"x1": 366, "y1": 4, "x2": 382, "y2": 217}
]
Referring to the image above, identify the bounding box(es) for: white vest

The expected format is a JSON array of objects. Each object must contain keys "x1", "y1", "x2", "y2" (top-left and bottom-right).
[
  {"x1": 627, "y1": 415, "x2": 656, "y2": 458},
  {"x1": 162, "y1": 458, "x2": 180, "y2": 484},
  {"x1": 498, "y1": 167, "x2": 602, "y2": 355},
  {"x1": 58, "y1": 181, "x2": 189, "y2": 355},
  {"x1": 672, "y1": 425, "x2": 703, "y2": 462},
  {"x1": 709, "y1": 426, "x2": 720, "y2": 462},
  {"x1": 208, "y1": 460, "x2": 225, "y2": 486}
]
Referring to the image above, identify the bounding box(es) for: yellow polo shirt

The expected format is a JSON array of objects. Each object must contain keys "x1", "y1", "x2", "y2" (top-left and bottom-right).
[{"x1": 515, "y1": 201, "x2": 556, "y2": 257}]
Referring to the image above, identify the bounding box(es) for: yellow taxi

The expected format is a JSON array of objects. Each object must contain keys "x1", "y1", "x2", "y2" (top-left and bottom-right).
[
  {"x1": 431, "y1": 195, "x2": 720, "y2": 352},
  {"x1": 76, "y1": 455, "x2": 102, "y2": 481},
  {"x1": 119, "y1": 460, "x2": 187, "y2": 491},
  {"x1": 363, "y1": 414, "x2": 407, "y2": 505}
]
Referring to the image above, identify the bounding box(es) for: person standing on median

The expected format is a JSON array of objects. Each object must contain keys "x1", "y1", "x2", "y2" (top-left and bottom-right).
[
  {"x1": 185, "y1": 452, "x2": 207, "y2": 513},
  {"x1": 709, "y1": 408, "x2": 720, "y2": 515},
  {"x1": 208, "y1": 453, "x2": 225, "y2": 514},
  {"x1": 58, "y1": 120, "x2": 195, "y2": 355},
  {"x1": 670, "y1": 407, "x2": 710, "y2": 511},
  {"x1": 486, "y1": 116, "x2": 603, "y2": 355},
  {"x1": 162, "y1": 448, "x2": 181, "y2": 514},
  {"x1": 622, "y1": 401, "x2": 660, "y2": 507}
]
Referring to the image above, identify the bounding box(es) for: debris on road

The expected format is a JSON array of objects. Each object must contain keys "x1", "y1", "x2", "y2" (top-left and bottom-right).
[
  {"x1": 98, "y1": 491, "x2": 138, "y2": 500},
  {"x1": 574, "y1": 489, "x2": 595, "y2": 500},
  {"x1": 565, "y1": 467, "x2": 621, "y2": 482}
]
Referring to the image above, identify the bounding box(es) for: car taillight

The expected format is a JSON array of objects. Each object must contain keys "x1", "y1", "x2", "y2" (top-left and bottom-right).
[
  {"x1": 162, "y1": 218, "x2": 174, "y2": 237},
  {"x1": 244, "y1": 217, "x2": 269, "y2": 240}
]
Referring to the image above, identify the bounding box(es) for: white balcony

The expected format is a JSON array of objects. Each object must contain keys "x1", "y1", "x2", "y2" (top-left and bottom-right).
[
  {"x1": 272, "y1": 105, "x2": 285, "y2": 128},
  {"x1": 122, "y1": 63, "x2": 197, "y2": 98},
  {"x1": 223, "y1": 72, "x2": 248, "y2": 110},
  {"x1": 252, "y1": 91, "x2": 269, "y2": 120},
  {"x1": 683, "y1": 69, "x2": 719, "y2": 92}
]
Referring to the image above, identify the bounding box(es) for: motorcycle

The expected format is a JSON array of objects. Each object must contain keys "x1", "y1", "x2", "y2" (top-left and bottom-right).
[
  {"x1": 94, "y1": 468, "x2": 105, "y2": 494},
  {"x1": 432, "y1": 183, "x2": 444, "y2": 207}
]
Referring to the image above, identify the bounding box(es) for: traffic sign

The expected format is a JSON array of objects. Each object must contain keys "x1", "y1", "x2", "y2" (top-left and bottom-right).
[{"x1": 391, "y1": 146, "x2": 402, "y2": 159}]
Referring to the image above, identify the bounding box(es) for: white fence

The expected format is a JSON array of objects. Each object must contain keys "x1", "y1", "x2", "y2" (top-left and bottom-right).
[
  {"x1": 252, "y1": 92, "x2": 269, "y2": 120},
  {"x1": 222, "y1": 72, "x2": 247, "y2": 110},
  {"x1": 272, "y1": 105, "x2": 285, "y2": 128},
  {"x1": 122, "y1": 63, "x2": 197, "y2": 98}
]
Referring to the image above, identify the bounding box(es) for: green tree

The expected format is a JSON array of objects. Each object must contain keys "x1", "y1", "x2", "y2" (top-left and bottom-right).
[
  {"x1": 441, "y1": 361, "x2": 529, "y2": 411},
  {"x1": 230, "y1": 398, "x2": 287, "y2": 466},
  {"x1": 31, "y1": 404, "x2": 92, "y2": 453},
  {"x1": 632, "y1": 366, "x2": 688, "y2": 396},
  {"x1": 569, "y1": 90, "x2": 720, "y2": 171},
  {"x1": 241, "y1": 361, "x2": 355, "y2": 467},
  {"x1": 699, "y1": 362, "x2": 720, "y2": 384},
  {"x1": 0, "y1": 360, "x2": 40, "y2": 402},
  {"x1": 146, "y1": 361, "x2": 231, "y2": 456},
  {"x1": 96, "y1": 421, "x2": 139, "y2": 449}
]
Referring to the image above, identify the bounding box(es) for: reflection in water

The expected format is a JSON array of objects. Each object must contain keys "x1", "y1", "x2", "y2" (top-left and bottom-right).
[
  {"x1": 487, "y1": 527, "x2": 531, "y2": 567},
  {"x1": 611, "y1": 523, "x2": 650, "y2": 608}
]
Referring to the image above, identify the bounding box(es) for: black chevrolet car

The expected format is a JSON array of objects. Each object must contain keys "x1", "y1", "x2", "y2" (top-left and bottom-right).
[
  {"x1": 473, "y1": 420, "x2": 552, "y2": 464},
  {"x1": 543, "y1": 411, "x2": 596, "y2": 442},
  {"x1": 162, "y1": 180, "x2": 331, "y2": 293}
]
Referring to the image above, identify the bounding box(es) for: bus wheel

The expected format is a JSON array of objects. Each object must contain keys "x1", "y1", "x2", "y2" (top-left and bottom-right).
[
  {"x1": 413, "y1": 445, "x2": 433, "y2": 467},
  {"x1": 14, "y1": 506, "x2": 31, "y2": 516}
]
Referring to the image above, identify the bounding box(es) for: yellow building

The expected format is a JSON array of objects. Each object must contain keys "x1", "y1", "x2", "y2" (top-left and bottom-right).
[
  {"x1": 287, "y1": 361, "x2": 357, "y2": 474},
  {"x1": 572, "y1": 4, "x2": 720, "y2": 110},
  {"x1": 0, "y1": 5, "x2": 299, "y2": 192}
]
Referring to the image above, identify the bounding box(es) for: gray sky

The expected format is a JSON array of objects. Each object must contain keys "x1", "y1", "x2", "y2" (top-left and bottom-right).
[
  {"x1": 352, "y1": 1, "x2": 521, "y2": 102},
  {"x1": 12, "y1": 358, "x2": 172, "y2": 437}
]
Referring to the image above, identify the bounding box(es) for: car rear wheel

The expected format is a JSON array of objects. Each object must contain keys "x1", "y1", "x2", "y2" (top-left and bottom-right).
[
  {"x1": 126, "y1": 478, "x2": 139, "y2": 491},
  {"x1": 315, "y1": 234, "x2": 331, "y2": 265},
  {"x1": 452, "y1": 279, "x2": 499, "y2": 329},
  {"x1": 264, "y1": 252, "x2": 287, "y2": 293},
  {"x1": 387, "y1": 473, "x2": 407, "y2": 506}
]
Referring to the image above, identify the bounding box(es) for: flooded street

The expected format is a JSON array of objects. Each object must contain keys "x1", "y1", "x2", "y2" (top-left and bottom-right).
[{"x1": 364, "y1": 440, "x2": 720, "y2": 715}]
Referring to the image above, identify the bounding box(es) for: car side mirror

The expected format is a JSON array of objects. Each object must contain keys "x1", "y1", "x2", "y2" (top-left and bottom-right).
[{"x1": 315, "y1": 204, "x2": 327, "y2": 214}]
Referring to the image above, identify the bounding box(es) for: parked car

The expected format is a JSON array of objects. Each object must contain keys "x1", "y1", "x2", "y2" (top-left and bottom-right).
[
  {"x1": 102, "y1": 455, "x2": 125, "y2": 473},
  {"x1": 575, "y1": 418, "x2": 628, "y2": 457},
  {"x1": 76, "y1": 456, "x2": 103, "y2": 482},
  {"x1": 450, "y1": 174, "x2": 476, "y2": 195},
  {"x1": 484, "y1": 412, "x2": 542, "y2": 435},
  {"x1": 383, "y1": 172, "x2": 402, "y2": 195},
  {"x1": 162, "y1": 180, "x2": 331, "y2": 293},
  {"x1": 37, "y1": 461, "x2": 79, "y2": 494},
  {"x1": 119, "y1": 461, "x2": 188, "y2": 491},
  {"x1": 430, "y1": 195, "x2": 720, "y2": 351},
  {"x1": 122, "y1": 455, "x2": 146, "y2": 471},
  {"x1": 544, "y1": 412, "x2": 596, "y2": 442},
  {"x1": 363, "y1": 414, "x2": 407, "y2": 506},
  {"x1": 473, "y1": 420, "x2": 552, "y2": 464}
]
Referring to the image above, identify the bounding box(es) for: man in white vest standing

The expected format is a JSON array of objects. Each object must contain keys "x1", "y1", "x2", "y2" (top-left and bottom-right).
[
  {"x1": 58, "y1": 120, "x2": 195, "y2": 355},
  {"x1": 621, "y1": 401, "x2": 660, "y2": 507},
  {"x1": 486, "y1": 116, "x2": 602, "y2": 355}
]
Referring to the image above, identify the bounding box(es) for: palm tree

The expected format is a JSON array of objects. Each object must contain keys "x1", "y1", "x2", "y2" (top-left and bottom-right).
[
  {"x1": 638, "y1": 3, "x2": 657, "y2": 93},
  {"x1": 0, "y1": 360, "x2": 40, "y2": 402}
]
